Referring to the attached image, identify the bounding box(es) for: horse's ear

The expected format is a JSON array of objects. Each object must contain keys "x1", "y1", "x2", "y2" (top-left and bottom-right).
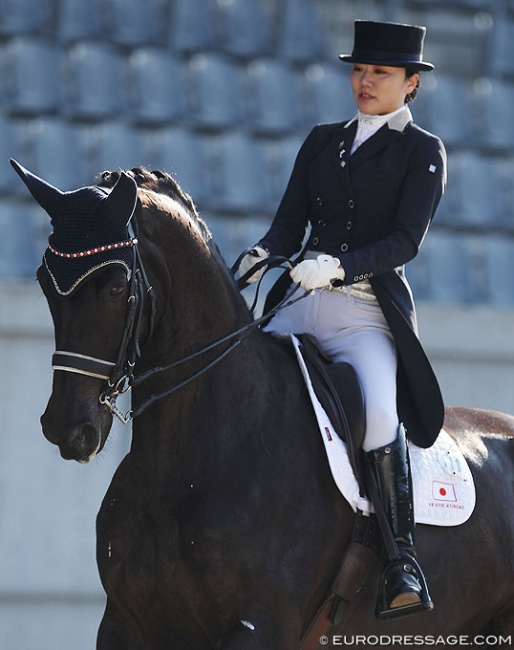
[
  {"x1": 102, "y1": 172, "x2": 138, "y2": 228},
  {"x1": 10, "y1": 158, "x2": 64, "y2": 214}
]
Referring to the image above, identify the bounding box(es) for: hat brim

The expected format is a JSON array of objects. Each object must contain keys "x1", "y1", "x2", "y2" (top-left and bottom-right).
[{"x1": 338, "y1": 54, "x2": 434, "y2": 71}]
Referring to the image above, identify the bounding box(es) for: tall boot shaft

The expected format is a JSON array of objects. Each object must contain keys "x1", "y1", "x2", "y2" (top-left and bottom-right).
[{"x1": 366, "y1": 424, "x2": 414, "y2": 548}]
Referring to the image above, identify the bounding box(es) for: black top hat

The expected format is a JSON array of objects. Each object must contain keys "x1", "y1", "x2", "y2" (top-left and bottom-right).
[{"x1": 339, "y1": 20, "x2": 434, "y2": 71}]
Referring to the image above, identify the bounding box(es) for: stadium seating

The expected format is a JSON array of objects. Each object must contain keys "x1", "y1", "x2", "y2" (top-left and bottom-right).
[
  {"x1": 209, "y1": 131, "x2": 274, "y2": 214},
  {"x1": 64, "y1": 43, "x2": 127, "y2": 119},
  {"x1": 23, "y1": 118, "x2": 90, "y2": 191},
  {"x1": 246, "y1": 59, "x2": 305, "y2": 135},
  {"x1": 0, "y1": 0, "x2": 513, "y2": 307},
  {"x1": 128, "y1": 49, "x2": 186, "y2": 126},
  {"x1": 155, "y1": 127, "x2": 215, "y2": 205},
  {"x1": 216, "y1": 0, "x2": 272, "y2": 58},
  {"x1": 170, "y1": 0, "x2": 217, "y2": 53},
  {"x1": 0, "y1": 0, "x2": 52, "y2": 36},
  {"x1": 57, "y1": 0, "x2": 104, "y2": 43},
  {"x1": 5, "y1": 39, "x2": 62, "y2": 115},
  {"x1": 185, "y1": 54, "x2": 245, "y2": 131}
]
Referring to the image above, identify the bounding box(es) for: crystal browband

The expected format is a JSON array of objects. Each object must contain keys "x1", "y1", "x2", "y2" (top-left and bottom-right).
[{"x1": 47, "y1": 238, "x2": 137, "y2": 259}]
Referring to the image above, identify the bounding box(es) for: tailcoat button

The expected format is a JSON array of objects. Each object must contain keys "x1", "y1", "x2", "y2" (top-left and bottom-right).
[
  {"x1": 340, "y1": 243, "x2": 349, "y2": 252},
  {"x1": 346, "y1": 221, "x2": 353, "y2": 230},
  {"x1": 312, "y1": 237, "x2": 319, "y2": 246},
  {"x1": 316, "y1": 197, "x2": 323, "y2": 206},
  {"x1": 317, "y1": 219, "x2": 326, "y2": 227},
  {"x1": 348, "y1": 199, "x2": 355, "y2": 209}
]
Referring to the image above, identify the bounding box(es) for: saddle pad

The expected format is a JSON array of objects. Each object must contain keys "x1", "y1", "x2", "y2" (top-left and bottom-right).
[{"x1": 292, "y1": 334, "x2": 476, "y2": 527}]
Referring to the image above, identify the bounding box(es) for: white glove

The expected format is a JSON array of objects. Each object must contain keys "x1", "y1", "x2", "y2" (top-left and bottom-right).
[
  {"x1": 290, "y1": 255, "x2": 345, "y2": 291},
  {"x1": 238, "y1": 245, "x2": 270, "y2": 283}
]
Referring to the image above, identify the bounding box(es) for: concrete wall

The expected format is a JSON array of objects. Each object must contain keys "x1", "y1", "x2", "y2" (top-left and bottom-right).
[
  {"x1": 1, "y1": 280, "x2": 514, "y2": 648},
  {"x1": 0, "y1": 281, "x2": 130, "y2": 650}
]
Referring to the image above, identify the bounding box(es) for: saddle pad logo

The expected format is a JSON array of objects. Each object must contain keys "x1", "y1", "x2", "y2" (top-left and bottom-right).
[{"x1": 432, "y1": 480, "x2": 457, "y2": 502}]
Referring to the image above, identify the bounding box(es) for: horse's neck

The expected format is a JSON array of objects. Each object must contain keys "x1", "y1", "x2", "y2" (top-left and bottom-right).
[
  {"x1": 129, "y1": 332, "x2": 265, "y2": 487},
  {"x1": 129, "y1": 257, "x2": 256, "y2": 463}
]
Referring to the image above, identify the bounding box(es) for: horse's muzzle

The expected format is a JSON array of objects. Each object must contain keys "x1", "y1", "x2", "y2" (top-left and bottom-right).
[{"x1": 40, "y1": 405, "x2": 108, "y2": 463}]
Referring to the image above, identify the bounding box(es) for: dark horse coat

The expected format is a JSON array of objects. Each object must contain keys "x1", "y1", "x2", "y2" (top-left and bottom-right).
[{"x1": 260, "y1": 109, "x2": 447, "y2": 448}]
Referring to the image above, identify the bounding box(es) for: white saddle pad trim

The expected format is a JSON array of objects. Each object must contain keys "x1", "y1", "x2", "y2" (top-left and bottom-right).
[{"x1": 291, "y1": 334, "x2": 476, "y2": 527}]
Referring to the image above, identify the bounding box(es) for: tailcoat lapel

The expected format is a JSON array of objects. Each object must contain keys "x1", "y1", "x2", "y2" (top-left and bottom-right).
[
  {"x1": 350, "y1": 124, "x2": 404, "y2": 170},
  {"x1": 349, "y1": 106, "x2": 414, "y2": 170}
]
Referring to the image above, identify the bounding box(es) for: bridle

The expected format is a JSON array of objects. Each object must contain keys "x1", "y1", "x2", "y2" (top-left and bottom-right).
[
  {"x1": 50, "y1": 223, "x2": 308, "y2": 424},
  {"x1": 50, "y1": 218, "x2": 157, "y2": 423}
]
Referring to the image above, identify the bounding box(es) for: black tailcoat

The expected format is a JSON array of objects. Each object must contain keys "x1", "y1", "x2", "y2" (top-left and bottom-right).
[{"x1": 260, "y1": 109, "x2": 447, "y2": 447}]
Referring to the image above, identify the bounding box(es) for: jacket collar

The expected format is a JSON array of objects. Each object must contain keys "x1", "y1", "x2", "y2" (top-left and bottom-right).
[
  {"x1": 345, "y1": 106, "x2": 413, "y2": 170},
  {"x1": 344, "y1": 105, "x2": 413, "y2": 133}
]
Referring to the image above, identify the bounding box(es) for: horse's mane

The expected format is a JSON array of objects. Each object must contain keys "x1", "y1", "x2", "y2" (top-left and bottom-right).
[{"x1": 97, "y1": 167, "x2": 211, "y2": 240}]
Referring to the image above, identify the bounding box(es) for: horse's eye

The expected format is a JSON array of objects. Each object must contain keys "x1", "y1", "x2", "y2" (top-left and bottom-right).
[{"x1": 109, "y1": 284, "x2": 126, "y2": 299}]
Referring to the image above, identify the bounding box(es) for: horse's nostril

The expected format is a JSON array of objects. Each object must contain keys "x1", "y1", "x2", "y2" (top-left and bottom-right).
[{"x1": 68, "y1": 424, "x2": 99, "y2": 453}]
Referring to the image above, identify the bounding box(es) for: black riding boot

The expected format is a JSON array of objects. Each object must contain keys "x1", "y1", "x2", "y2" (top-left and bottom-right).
[{"x1": 367, "y1": 425, "x2": 433, "y2": 620}]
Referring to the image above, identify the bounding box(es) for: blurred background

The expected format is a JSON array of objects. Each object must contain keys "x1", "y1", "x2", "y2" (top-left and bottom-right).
[{"x1": 1, "y1": 0, "x2": 514, "y2": 647}]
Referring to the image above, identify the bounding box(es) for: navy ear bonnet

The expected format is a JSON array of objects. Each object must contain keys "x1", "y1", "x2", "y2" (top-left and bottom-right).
[{"x1": 10, "y1": 159, "x2": 138, "y2": 296}]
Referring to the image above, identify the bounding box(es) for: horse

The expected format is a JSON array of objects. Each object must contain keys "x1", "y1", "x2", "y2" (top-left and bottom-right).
[{"x1": 12, "y1": 160, "x2": 514, "y2": 649}]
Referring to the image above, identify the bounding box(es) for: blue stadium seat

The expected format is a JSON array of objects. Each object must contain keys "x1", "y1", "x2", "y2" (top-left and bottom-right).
[
  {"x1": 472, "y1": 78, "x2": 514, "y2": 151},
  {"x1": 104, "y1": 0, "x2": 165, "y2": 47},
  {"x1": 6, "y1": 39, "x2": 61, "y2": 115},
  {"x1": 494, "y1": 157, "x2": 514, "y2": 233},
  {"x1": 57, "y1": 0, "x2": 104, "y2": 43},
  {"x1": 169, "y1": 0, "x2": 216, "y2": 53},
  {"x1": 155, "y1": 127, "x2": 214, "y2": 205},
  {"x1": 278, "y1": 0, "x2": 326, "y2": 62},
  {"x1": 304, "y1": 62, "x2": 356, "y2": 125},
  {"x1": 484, "y1": 237, "x2": 514, "y2": 304},
  {"x1": 24, "y1": 118, "x2": 90, "y2": 191},
  {"x1": 0, "y1": 0, "x2": 51, "y2": 35},
  {"x1": 186, "y1": 54, "x2": 245, "y2": 131},
  {"x1": 413, "y1": 73, "x2": 473, "y2": 148},
  {"x1": 267, "y1": 134, "x2": 305, "y2": 203},
  {"x1": 490, "y1": 19, "x2": 514, "y2": 80},
  {"x1": 412, "y1": 9, "x2": 489, "y2": 79},
  {"x1": 91, "y1": 123, "x2": 153, "y2": 178},
  {"x1": 0, "y1": 200, "x2": 44, "y2": 277},
  {"x1": 422, "y1": 231, "x2": 482, "y2": 303},
  {"x1": 406, "y1": 0, "x2": 489, "y2": 6},
  {"x1": 246, "y1": 60, "x2": 304, "y2": 135},
  {"x1": 216, "y1": 0, "x2": 272, "y2": 58},
  {"x1": 440, "y1": 152, "x2": 502, "y2": 228},
  {"x1": 128, "y1": 49, "x2": 186, "y2": 125},
  {"x1": 208, "y1": 213, "x2": 273, "y2": 270},
  {"x1": 0, "y1": 117, "x2": 21, "y2": 194},
  {"x1": 212, "y1": 132, "x2": 273, "y2": 214},
  {"x1": 64, "y1": 44, "x2": 127, "y2": 119}
]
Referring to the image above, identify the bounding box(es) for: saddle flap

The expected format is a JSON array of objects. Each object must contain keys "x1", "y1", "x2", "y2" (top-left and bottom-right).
[{"x1": 297, "y1": 334, "x2": 366, "y2": 491}]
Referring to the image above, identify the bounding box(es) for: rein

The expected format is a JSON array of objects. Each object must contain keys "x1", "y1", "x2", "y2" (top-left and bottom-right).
[{"x1": 52, "y1": 232, "x2": 307, "y2": 424}]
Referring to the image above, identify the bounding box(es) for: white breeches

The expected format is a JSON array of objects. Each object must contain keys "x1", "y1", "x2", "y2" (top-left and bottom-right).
[{"x1": 264, "y1": 286, "x2": 399, "y2": 452}]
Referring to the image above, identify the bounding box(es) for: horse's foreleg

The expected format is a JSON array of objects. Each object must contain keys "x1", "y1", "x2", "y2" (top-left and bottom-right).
[{"x1": 97, "y1": 600, "x2": 139, "y2": 650}]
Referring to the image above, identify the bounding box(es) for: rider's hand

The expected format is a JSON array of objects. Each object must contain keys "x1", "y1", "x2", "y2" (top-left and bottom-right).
[
  {"x1": 238, "y1": 246, "x2": 270, "y2": 283},
  {"x1": 290, "y1": 255, "x2": 345, "y2": 291}
]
